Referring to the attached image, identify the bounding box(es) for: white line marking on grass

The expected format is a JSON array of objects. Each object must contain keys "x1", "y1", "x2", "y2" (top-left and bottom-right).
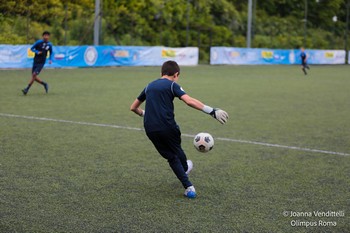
[
  {"x1": 1, "y1": 113, "x2": 349, "y2": 157},
  {"x1": 0, "y1": 113, "x2": 143, "y2": 131}
]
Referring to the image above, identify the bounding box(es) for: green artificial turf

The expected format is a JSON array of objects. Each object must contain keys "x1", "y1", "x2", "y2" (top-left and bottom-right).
[{"x1": 0, "y1": 65, "x2": 349, "y2": 232}]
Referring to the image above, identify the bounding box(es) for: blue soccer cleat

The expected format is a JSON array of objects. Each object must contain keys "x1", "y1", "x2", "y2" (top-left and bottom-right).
[
  {"x1": 184, "y1": 186, "x2": 196, "y2": 199},
  {"x1": 22, "y1": 89, "x2": 28, "y2": 95}
]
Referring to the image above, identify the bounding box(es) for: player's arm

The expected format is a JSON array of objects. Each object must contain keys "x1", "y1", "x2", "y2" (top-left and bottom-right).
[
  {"x1": 48, "y1": 44, "x2": 53, "y2": 64},
  {"x1": 30, "y1": 41, "x2": 41, "y2": 55},
  {"x1": 130, "y1": 98, "x2": 145, "y2": 117},
  {"x1": 131, "y1": 88, "x2": 146, "y2": 117},
  {"x1": 180, "y1": 94, "x2": 205, "y2": 110},
  {"x1": 180, "y1": 94, "x2": 229, "y2": 124}
]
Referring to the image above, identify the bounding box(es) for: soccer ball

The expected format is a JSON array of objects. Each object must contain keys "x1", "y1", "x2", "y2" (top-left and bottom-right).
[{"x1": 193, "y1": 132, "x2": 214, "y2": 153}]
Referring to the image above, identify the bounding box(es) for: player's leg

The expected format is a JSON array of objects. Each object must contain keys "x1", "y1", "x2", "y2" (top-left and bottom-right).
[
  {"x1": 302, "y1": 68, "x2": 307, "y2": 75},
  {"x1": 177, "y1": 150, "x2": 193, "y2": 175},
  {"x1": 170, "y1": 127, "x2": 192, "y2": 174},
  {"x1": 146, "y1": 130, "x2": 192, "y2": 189},
  {"x1": 301, "y1": 64, "x2": 307, "y2": 75},
  {"x1": 22, "y1": 66, "x2": 37, "y2": 95},
  {"x1": 34, "y1": 75, "x2": 49, "y2": 93},
  {"x1": 162, "y1": 127, "x2": 193, "y2": 176},
  {"x1": 33, "y1": 64, "x2": 49, "y2": 93}
]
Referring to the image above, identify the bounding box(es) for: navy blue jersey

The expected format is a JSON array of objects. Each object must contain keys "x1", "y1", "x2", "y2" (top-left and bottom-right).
[
  {"x1": 31, "y1": 40, "x2": 53, "y2": 64},
  {"x1": 300, "y1": 51, "x2": 307, "y2": 62},
  {"x1": 137, "y1": 78, "x2": 186, "y2": 132}
]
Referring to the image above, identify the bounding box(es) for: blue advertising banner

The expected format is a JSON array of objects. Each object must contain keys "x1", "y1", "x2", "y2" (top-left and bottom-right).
[
  {"x1": 0, "y1": 45, "x2": 30, "y2": 68},
  {"x1": 0, "y1": 45, "x2": 199, "y2": 68},
  {"x1": 295, "y1": 49, "x2": 346, "y2": 65},
  {"x1": 210, "y1": 47, "x2": 346, "y2": 65},
  {"x1": 210, "y1": 47, "x2": 292, "y2": 65}
]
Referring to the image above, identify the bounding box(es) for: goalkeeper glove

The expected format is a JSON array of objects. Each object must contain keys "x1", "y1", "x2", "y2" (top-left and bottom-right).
[
  {"x1": 202, "y1": 105, "x2": 229, "y2": 124},
  {"x1": 210, "y1": 109, "x2": 229, "y2": 124}
]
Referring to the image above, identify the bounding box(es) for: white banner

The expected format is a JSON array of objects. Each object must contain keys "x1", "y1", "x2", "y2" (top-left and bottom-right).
[
  {"x1": 210, "y1": 47, "x2": 346, "y2": 65},
  {"x1": 159, "y1": 47, "x2": 199, "y2": 66},
  {"x1": 308, "y1": 50, "x2": 346, "y2": 64}
]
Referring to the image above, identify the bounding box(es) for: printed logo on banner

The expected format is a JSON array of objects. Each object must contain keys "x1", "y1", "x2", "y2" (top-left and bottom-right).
[
  {"x1": 211, "y1": 50, "x2": 218, "y2": 61},
  {"x1": 113, "y1": 50, "x2": 130, "y2": 58},
  {"x1": 27, "y1": 48, "x2": 35, "y2": 58},
  {"x1": 0, "y1": 49, "x2": 21, "y2": 63},
  {"x1": 162, "y1": 49, "x2": 176, "y2": 58},
  {"x1": 229, "y1": 51, "x2": 240, "y2": 58},
  {"x1": 54, "y1": 54, "x2": 65, "y2": 60},
  {"x1": 84, "y1": 46, "x2": 98, "y2": 66},
  {"x1": 27, "y1": 48, "x2": 50, "y2": 59},
  {"x1": 247, "y1": 51, "x2": 258, "y2": 60},
  {"x1": 335, "y1": 52, "x2": 344, "y2": 60},
  {"x1": 324, "y1": 52, "x2": 334, "y2": 59},
  {"x1": 289, "y1": 51, "x2": 295, "y2": 64},
  {"x1": 261, "y1": 51, "x2": 273, "y2": 59},
  {"x1": 68, "y1": 54, "x2": 78, "y2": 61}
]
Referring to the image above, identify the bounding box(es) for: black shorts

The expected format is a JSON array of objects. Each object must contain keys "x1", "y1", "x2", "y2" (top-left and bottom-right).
[
  {"x1": 32, "y1": 63, "x2": 45, "y2": 75},
  {"x1": 146, "y1": 127, "x2": 188, "y2": 171}
]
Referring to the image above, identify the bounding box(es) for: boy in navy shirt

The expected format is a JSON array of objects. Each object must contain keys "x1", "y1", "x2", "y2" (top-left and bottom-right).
[
  {"x1": 130, "y1": 61, "x2": 229, "y2": 198},
  {"x1": 300, "y1": 47, "x2": 310, "y2": 75},
  {"x1": 22, "y1": 31, "x2": 53, "y2": 95}
]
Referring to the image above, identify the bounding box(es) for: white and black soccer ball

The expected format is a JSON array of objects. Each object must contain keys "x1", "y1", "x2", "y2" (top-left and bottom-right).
[{"x1": 193, "y1": 132, "x2": 214, "y2": 153}]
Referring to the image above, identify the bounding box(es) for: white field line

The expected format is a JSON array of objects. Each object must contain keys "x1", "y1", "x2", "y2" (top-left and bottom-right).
[{"x1": 1, "y1": 113, "x2": 349, "y2": 157}]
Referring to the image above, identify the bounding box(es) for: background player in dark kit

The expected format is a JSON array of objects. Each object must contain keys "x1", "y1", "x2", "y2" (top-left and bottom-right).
[
  {"x1": 300, "y1": 47, "x2": 310, "y2": 75},
  {"x1": 130, "y1": 60, "x2": 229, "y2": 198},
  {"x1": 22, "y1": 31, "x2": 53, "y2": 95}
]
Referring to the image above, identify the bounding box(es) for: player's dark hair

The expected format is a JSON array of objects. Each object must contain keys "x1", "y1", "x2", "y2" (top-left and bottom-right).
[
  {"x1": 161, "y1": 60, "x2": 180, "y2": 76},
  {"x1": 42, "y1": 31, "x2": 50, "y2": 36}
]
